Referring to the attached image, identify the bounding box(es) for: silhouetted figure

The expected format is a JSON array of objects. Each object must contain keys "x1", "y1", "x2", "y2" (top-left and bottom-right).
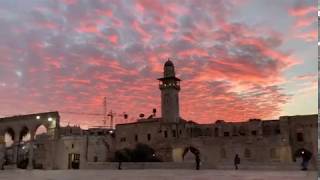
[
  {"x1": 195, "y1": 153, "x2": 200, "y2": 170},
  {"x1": 234, "y1": 154, "x2": 240, "y2": 170},
  {"x1": 118, "y1": 161, "x2": 122, "y2": 170},
  {"x1": 300, "y1": 150, "x2": 312, "y2": 171}
]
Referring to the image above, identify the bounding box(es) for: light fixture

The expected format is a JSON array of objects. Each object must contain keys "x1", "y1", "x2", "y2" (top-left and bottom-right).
[
  {"x1": 36, "y1": 116, "x2": 40, "y2": 120},
  {"x1": 48, "y1": 117, "x2": 53, "y2": 122}
]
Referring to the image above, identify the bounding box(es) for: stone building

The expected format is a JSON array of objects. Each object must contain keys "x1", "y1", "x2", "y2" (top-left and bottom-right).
[
  {"x1": 114, "y1": 60, "x2": 318, "y2": 168},
  {"x1": 0, "y1": 60, "x2": 317, "y2": 169}
]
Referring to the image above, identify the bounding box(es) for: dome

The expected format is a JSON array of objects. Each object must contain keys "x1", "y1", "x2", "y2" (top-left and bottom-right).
[{"x1": 164, "y1": 59, "x2": 174, "y2": 67}]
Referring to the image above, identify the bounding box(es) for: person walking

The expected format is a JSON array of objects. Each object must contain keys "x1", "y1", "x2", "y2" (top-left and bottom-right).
[
  {"x1": 118, "y1": 160, "x2": 122, "y2": 170},
  {"x1": 195, "y1": 153, "x2": 200, "y2": 170},
  {"x1": 301, "y1": 150, "x2": 312, "y2": 171},
  {"x1": 234, "y1": 154, "x2": 240, "y2": 170}
]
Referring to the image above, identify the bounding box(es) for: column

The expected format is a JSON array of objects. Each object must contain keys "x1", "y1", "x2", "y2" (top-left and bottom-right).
[
  {"x1": 0, "y1": 130, "x2": 5, "y2": 169},
  {"x1": 27, "y1": 131, "x2": 35, "y2": 170},
  {"x1": 13, "y1": 135, "x2": 19, "y2": 166}
]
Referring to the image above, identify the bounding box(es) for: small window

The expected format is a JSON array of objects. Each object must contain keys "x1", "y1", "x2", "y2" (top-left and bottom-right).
[
  {"x1": 120, "y1": 137, "x2": 126, "y2": 142},
  {"x1": 251, "y1": 131, "x2": 257, "y2": 136},
  {"x1": 214, "y1": 128, "x2": 219, "y2": 137},
  {"x1": 244, "y1": 149, "x2": 251, "y2": 158},
  {"x1": 275, "y1": 128, "x2": 281, "y2": 134},
  {"x1": 297, "y1": 132, "x2": 304, "y2": 142},
  {"x1": 147, "y1": 134, "x2": 151, "y2": 141},
  {"x1": 179, "y1": 130, "x2": 182, "y2": 135},
  {"x1": 94, "y1": 156, "x2": 98, "y2": 162},
  {"x1": 135, "y1": 135, "x2": 138, "y2": 142},
  {"x1": 98, "y1": 132, "x2": 103, "y2": 136},
  {"x1": 223, "y1": 132, "x2": 230, "y2": 137},
  {"x1": 71, "y1": 144, "x2": 74, "y2": 148},
  {"x1": 164, "y1": 131, "x2": 168, "y2": 138},
  {"x1": 172, "y1": 130, "x2": 176, "y2": 137}
]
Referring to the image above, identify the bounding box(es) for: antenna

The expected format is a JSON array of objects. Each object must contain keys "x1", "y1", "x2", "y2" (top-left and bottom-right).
[{"x1": 103, "y1": 97, "x2": 107, "y2": 126}]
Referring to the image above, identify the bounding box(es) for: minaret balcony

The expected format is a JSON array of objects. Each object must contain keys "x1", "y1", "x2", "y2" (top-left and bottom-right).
[{"x1": 159, "y1": 83, "x2": 180, "y2": 90}]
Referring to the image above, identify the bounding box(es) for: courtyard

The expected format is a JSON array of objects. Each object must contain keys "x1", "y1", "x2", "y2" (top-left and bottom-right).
[{"x1": 0, "y1": 170, "x2": 317, "y2": 180}]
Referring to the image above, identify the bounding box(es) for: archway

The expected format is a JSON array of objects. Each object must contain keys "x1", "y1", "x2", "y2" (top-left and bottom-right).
[
  {"x1": 182, "y1": 146, "x2": 200, "y2": 161},
  {"x1": 32, "y1": 124, "x2": 49, "y2": 169},
  {"x1": 34, "y1": 124, "x2": 48, "y2": 140},
  {"x1": 4, "y1": 128, "x2": 15, "y2": 148}
]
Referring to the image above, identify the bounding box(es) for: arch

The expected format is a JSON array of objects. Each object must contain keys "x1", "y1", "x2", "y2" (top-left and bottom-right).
[
  {"x1": 34, "y1": 124, "x2": 49, "y2": 140},
  {"x1": 182, "y1": 146, "x2": 200, "y2": 160},
  {"x1": 4, "y1": 127, "x2": 15, "y2": 147},
  {"x1": 19, "y1": 126, "x2": 30, "y2": 142}
]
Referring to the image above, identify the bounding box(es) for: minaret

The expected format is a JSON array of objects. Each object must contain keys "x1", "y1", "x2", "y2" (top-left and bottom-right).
[{"x1": 158, "y1": 59, "x2": 181, "y2": 123}]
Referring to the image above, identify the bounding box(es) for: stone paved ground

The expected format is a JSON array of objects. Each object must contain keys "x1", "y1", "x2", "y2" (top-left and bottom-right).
[{"x1": 0, "y1": 170, "x2": 317, "y2": 180}]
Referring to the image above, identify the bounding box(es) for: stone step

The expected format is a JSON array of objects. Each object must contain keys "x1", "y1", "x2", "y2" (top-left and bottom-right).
[{"x1": 3, "y1": 164, "x2": 17, "y2": 170}]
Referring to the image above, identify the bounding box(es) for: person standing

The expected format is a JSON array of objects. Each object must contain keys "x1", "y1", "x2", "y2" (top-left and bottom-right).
[{"x1": 234, "y1": 154, "x2": 240, "y2": 170}]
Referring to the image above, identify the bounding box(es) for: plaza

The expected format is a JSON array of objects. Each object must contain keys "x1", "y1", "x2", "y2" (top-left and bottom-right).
[{"x1": 0, "y1": 169, "x2": 317, "y2": 180}]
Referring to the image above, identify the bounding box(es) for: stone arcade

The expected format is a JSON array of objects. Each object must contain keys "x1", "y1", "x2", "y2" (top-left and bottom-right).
[{"x1": 0, "y1": 60, "x2": 317, "y2": 170}]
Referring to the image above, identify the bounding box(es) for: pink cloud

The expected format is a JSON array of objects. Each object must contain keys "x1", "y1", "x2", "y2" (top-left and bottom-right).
[{"x1": 289, "y1": 6, "x2": 317, "y2": 17}]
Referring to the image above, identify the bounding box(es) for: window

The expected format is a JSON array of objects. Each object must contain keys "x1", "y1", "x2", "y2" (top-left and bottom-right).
[
  {"x1": 214, "y1": 128, "x2": 219, "y2": 137},
  {"x1": 172, "y1": 130, "x2": 176, "y2": 137},
  {"x1": 164, "y1": 131, "x2": 168, "y2": 138},
  {"x1": 275, "y1": 128, "x2": 281, "y2": 134},
  {"x1": 179, "y1": 130, "x2": 182, "y2": 135},
  {"x1": 297, "y1": 132, "x2": 304, "y2": 142},
  {"x1": 223, "y1": 132, "x2": 230, "y2": 137},
  {"x1": 71, "y1": 144, "x2": 74, "y2": 148},
  {"x1": 147, "y1": 134, "x2": 151, "y2": 141},
  {"x1": 135, "y1": 135, "x2": 138, "y2": 142},
  {"x1": 251, "y1": 131, "x2": 257, "y2": 136},
  {"x1": 120, "y1": 137, "x2": 126, "y2": 142},
  {"x1": 94, "y1": 156, "x2": 98, "y2": 162},
  {"x1": 74, "y1": 154, "x2": 80, "y2": 161},
  {"x1": 244, "y1": 148, "x2": 251, "y2": 158}
]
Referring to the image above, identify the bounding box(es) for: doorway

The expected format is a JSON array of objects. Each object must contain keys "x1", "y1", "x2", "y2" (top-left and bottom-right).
[{"x1": 68, "y1": 153, "x2": 80, "y2": 169}]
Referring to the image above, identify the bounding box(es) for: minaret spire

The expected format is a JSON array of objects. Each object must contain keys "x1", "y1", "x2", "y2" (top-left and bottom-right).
[{"x1": 158, "y1": 59, "x2": 181, "y2": 123}]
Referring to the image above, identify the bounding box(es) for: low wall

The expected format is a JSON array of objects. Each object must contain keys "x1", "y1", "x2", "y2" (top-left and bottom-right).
[
  {"x1": 82, "y1": 162, "x2": 198, "y2": 170},
  {"x1": 81, "y1": 161, "x2": 312, "y2": 170}
]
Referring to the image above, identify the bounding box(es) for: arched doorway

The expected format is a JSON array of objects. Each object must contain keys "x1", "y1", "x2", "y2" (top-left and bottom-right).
[
  {"x1": 32, "y1": 124, "x2": 49, "y2": 169},
  {"x1": 182, "y1": 146, "x2": 200, "y2": 161}
]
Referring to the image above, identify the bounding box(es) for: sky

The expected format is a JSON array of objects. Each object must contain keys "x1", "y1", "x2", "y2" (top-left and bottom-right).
[{"x1": 0, "y1": 0, "x2": 317, "y2": 128}]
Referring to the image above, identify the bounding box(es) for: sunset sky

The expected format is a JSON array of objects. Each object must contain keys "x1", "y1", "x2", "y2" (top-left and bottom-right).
[{"x1": 0, "y1": 0, "x2": 317, "y2": 128}]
